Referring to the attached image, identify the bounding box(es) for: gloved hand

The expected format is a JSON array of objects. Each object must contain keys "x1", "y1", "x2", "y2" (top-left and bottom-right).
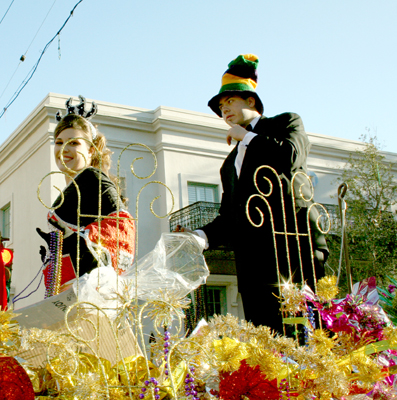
[
  {"x1": 36, "y1": 227, "x2": 51, "y2": 245},
  {"x1": 39, "y1": 245, "x2": 47, "y2": 263},
  {"x1": 37, "y1": 228, "x2": 51, "y2": 263}
]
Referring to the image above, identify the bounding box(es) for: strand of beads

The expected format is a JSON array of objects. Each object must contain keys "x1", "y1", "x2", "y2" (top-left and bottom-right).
[
  {"x1": 140, "y1": 327, "x2": 171, "y2": 400},
  {"x1": 44, "y1": 233, "x2": 56, "y2": 298},
  {"x1": 303, "y1": 305, "x2": 316, "y2": 344},
  {"x1": 139, "y1": 377, "x2": 160, "y2": 400},
  {"x1": 279, "y1": 378, "x2": 291, "y2": 400},
  {"x1": 184, "y1": 293, "x2": 195, "y2": 333},
  {"x1": 164, "y1": 327, "x2": 170, "y2": 379},
  {"x1": 45, "y1": 231, "x2": 63, "y2": 298},
  {"x1": 185, "y1": 366, "x2": 198, "y2": 400},
  {"x1": 53, "y1": 230, "x2": 63, "y2": 295},
  {"x1": 163, "y1": 327, "x2": 198, "y2": 399},
  {"x1": 307, "y1": 305, "x2": 315, "y2": 329}
]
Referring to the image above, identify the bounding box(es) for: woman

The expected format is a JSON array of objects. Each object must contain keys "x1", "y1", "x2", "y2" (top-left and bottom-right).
[{"x1": 38, "y1": 96, "x2": 135, "y2": 298}]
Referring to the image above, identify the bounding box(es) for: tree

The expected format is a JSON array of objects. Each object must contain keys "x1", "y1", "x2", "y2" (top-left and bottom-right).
[{"x1": 326, "y1": 134, "x2": 397, "y2": 290}]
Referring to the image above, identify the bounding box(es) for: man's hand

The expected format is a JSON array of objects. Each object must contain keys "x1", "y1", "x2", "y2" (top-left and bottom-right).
[
  {"x1": 173, "y1": 225, "x2": 193, "y2": 233},
  {"x1": 226, "y1": 123, "x2": 249, "y2": 145}
]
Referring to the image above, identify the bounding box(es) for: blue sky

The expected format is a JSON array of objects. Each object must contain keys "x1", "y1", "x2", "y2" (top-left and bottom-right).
[{"x1": 1, "y1": 0, "x2": 396, "y2": 151}]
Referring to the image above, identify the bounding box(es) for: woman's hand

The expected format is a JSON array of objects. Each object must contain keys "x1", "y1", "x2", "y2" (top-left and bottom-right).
[
  {"x1": 36, "y1": 227, "x2": 51, "y2": 244},
  {"x1": 59, "y1": 280, "x2": 75, "y2": 293},
  {"x1": 174, "y1": 225, "x2": 193, "y2": 233}
]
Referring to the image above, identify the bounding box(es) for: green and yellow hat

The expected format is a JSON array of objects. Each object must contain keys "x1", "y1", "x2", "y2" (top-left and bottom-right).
[{"x1": 208, "y1": 54, "x2": 263, "y2": 117}]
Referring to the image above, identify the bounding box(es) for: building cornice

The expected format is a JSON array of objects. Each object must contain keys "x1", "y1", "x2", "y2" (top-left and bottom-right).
[
  {"x1": 0, "y1": 107, "x2": 50, "y2": 163},
  {"x1": 0, "y1": 131, "x2": 50, "y2": 185},
  {"x1": 2, "y1": 93, "x2": 397, "y2": 170}
]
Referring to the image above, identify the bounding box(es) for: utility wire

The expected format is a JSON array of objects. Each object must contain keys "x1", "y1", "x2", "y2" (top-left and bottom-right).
[
  {"x1": 0, "y1": 0, "x2": 15, "y2": 26},
  {"x1": 26, "y1": 0, "x2": 58, "y2": 57},
  {"x1": 0, "y1": 0, "x2": 58, "y2": 102},
  {"x1": 0, "y1": 0, "x2": 84, "y2": 120}
]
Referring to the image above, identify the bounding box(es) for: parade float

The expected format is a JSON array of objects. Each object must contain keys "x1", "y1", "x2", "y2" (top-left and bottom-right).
[{"x1": 1, "y1": 137, "x2": 397, "y2": 400}]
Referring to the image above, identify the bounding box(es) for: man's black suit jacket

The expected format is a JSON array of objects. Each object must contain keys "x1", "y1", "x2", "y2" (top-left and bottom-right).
[{"x1": 201, "y1": 112, "x2": 328, "y2": 292}]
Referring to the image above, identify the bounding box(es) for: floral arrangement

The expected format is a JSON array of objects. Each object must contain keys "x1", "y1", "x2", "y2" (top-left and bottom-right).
[{"x1": 182, "y1": 276, "x2": 397, "y2": 399}]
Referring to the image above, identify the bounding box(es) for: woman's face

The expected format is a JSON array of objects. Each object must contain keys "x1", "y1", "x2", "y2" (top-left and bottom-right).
[{"x1": 54, "y1": 128, "x2": 93, "y2": 180}]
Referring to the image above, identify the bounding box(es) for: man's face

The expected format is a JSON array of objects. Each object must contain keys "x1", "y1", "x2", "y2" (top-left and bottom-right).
[{"x1": 219, "y1": 95, "x2": 256, "y2": 127}]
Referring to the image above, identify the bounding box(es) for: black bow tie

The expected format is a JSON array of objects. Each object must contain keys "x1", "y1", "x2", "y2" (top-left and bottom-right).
[{"x1": 246, "y1": 124, "x2": 253, "y2": 131}]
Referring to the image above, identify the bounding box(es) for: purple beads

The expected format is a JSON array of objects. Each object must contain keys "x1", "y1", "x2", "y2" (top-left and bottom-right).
[
  {"x1": 140, "y1": 377, "x2": 159, "y2": 399},
  {"x1": 164, "y1": 327, "x2": 170, "y2": 378},
  {"x1": 185, "y1": 366, "x2": 199, "y2": 400}
]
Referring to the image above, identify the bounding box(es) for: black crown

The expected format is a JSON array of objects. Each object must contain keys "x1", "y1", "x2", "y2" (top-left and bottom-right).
[{"x1": 56, "y1": 95, "x2": 97, "y2": 122}]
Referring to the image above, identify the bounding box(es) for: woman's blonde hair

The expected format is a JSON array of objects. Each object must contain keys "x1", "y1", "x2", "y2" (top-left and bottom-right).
[{"x1": 54, "y1": 114, "x2": 112, "y2": 176}]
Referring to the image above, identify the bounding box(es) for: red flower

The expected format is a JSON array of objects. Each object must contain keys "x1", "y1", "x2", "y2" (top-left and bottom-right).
[
  {"x1": 219, "y1": 360, "x2": 280, "y2": 400},
  {"x1": 348, "y1": 382, "x2": 370, "y2": 395},
  {"x1": 0, "y1": 356, "x2": 35, "y2": 400}
]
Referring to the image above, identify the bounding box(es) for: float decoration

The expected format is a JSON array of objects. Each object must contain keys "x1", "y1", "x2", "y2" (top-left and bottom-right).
[{"x1": 3, "y1": 137, "x2": 397, "y2": 398}]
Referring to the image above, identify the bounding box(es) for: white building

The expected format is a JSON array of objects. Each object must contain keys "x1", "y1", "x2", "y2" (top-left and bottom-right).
[{"x1": 1, "y1": 93, "x2": 396, "y2": 316}]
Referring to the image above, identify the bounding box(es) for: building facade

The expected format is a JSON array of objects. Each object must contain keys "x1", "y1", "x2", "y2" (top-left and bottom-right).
[{"x1": 1, "y1": 93, "x2": 396, "y2": 315}]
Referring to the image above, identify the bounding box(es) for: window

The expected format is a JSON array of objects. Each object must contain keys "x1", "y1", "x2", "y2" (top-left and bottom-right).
[
  {"x1": 206, "y1": 285, "x2": 227, "y2": 316},
  {"x1": 1, "y1": 203, "x2": 10, "y2": 239},
  {"x1": 187, "y1": 182, "x2": 219, "y2": 205}
]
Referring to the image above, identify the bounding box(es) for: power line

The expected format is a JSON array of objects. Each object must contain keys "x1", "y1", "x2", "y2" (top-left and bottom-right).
[
  {"x1": 0, "y1": 0, "x2": 84, "y2": 120},
  {"x1": 0, "y1": 63, "x2": 21, "y2": 101},
  {"x1": 0, "y1": 0, "x2": 58, "y2": 102},
  {"x1": 0, "y1": 0, "x2": 15, "y2": 26},
  {"x1": 25, "y1": 0, "x2": 58, "y2": 57}
]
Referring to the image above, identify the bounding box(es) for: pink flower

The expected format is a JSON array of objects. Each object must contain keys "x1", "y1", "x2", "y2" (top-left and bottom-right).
[{"x1": 388, "y1": 284, "x2": 396, "y2": 294}]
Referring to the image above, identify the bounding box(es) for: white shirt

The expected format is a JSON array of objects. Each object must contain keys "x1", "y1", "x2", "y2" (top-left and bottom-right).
[{"x1": 234, "y1": 116, "x2": 260, "y2": 177}]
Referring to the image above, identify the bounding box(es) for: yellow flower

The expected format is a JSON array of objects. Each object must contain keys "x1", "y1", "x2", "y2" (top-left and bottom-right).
[
  {"x1": 213, "y1": 337, "x2": 249, "y2": 372},
  {"x1": 316, "y1": 276, "x2": 339, "y2": 302}
]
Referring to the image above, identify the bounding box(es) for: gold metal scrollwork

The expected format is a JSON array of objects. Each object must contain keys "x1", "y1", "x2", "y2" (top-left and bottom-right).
[
  {"x1": 246, "y1": 165, "x2": 331, "y2": 324},
  {"x1": 35, "y1": 138, "x2": 191, "y2": 399}
]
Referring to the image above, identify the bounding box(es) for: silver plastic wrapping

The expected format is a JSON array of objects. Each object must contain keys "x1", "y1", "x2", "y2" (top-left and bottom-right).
[{"x1": 73, "y1": 232, "x2": 209, "y2": 317}]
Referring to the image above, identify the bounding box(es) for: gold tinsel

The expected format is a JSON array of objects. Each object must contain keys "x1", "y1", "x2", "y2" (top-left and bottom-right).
[
  {"x1": 272, "y1": 335, "x2": 299, "y2": 357},
  {"x1": 348, "y1": 352, "x2": 384, "y2": 386},
  {"x1": 146, "y1": 289, "x2": 191, "y2": 327},
  {"x1": 307, "y1": 329, "x2": 336, "y2": 356},
  {"x1": 333, "y1": 332, "x2": 374, "y2": 357},
  {"x1": 57, "y1": 372, "x2": 108, "y2": 399},
  {"x1": 250, "y1": 325, "x2": 276, "y2": 347},
  {"x1": 208, "y1": 314, "x2": 258, "y2": 342},
  {"x1": 280, "y1": 282, "x2": 307, "y2": 314},
  {"x1": 0, "y1": 307, "x2": 20, "y2": 352},
  {"x1": 1, "y1": 287, "x2": 394, "y2": 399},
  {"x1": 300, "y1": 353, "x2": 349, "y2": 398},
  {"x1": 316, "y1": 275, "x2": 339, "y2": 302},
  {"x1": 383, "y1": 325, "x2": 397, "y2": 346},
  {"x1": 20, "y1": 327, "x2": 75, "y2": 354},
  {"x1": 213, "y1": 337, "x2": 249, "y2": 372},
  {"x1": 245, "y1": 338, "x2": 283, "y2": 380},
  {"x1": 43, "y1": 353, "x2": 114, "y2": 395}
]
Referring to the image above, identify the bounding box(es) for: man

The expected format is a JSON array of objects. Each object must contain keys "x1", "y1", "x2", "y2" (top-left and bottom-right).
[{"x1": 177, "y1": 54, "x2": 328, "y2": 332}]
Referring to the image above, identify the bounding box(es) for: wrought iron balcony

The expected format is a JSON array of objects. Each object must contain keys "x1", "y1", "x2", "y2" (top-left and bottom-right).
[
  {"x1": 169, "y1": 201, "x2": 221, "y2": 232},
  {"x1": 169, "y1": 201, "x2": 340, "y2": 234}
]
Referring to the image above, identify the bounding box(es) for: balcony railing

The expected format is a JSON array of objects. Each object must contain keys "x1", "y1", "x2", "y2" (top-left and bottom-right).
[
  {"x1": 169, "y1": 201, "x2": 221, "y2": 232},
  {"x1": 169, "y1": 201, "x2": 340, "y2": 234}
]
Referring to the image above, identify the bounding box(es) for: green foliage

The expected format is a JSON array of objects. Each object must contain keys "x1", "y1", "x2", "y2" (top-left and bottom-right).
[
  {"x1": 378, "y1": 275, "x2": 397, "y2": 325},
  {"x1": 326, "y1": 134, "x2": 397, "y2": 290}
]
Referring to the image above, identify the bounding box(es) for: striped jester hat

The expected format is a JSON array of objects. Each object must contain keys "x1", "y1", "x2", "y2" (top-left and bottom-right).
[{"x1": 208, "y1": 54, "x2": 263, "y2": 117}]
